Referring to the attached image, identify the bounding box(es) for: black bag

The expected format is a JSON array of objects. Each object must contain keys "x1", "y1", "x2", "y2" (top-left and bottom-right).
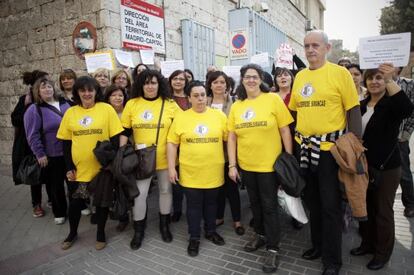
[
  {"x1": 136, "y1": 99, "x2": 165, "y2": 180},
  {"x1": 16, "y1": 154, "x2": 41, "y2": 185},
  {"x1": 368, "y1": 143, "x2": 397, "y2": 190},
  {"x1": 273, "y1": 152, "x2": 306, "y2": 197}
]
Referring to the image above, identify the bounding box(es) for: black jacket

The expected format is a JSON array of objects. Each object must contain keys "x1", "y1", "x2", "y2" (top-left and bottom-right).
[{"x1": 361, "y1": 91, "x2": 414, "y2": 170}]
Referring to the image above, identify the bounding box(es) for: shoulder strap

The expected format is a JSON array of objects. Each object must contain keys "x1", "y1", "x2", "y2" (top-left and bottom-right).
[
  {"x1": 155, "y1": 99, "x2": 165, "y2": 145},
  {"x1": 35, "y1": 104, "x2": 44, "y2": 138}
]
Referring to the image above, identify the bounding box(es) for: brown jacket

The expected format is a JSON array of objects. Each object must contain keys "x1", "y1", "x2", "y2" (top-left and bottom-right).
[{"x1": 330, "y1": 132, "x2": 368, "y2": 219}]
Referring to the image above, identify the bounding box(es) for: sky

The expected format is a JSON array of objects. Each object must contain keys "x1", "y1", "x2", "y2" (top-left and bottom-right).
[{"x1": 324, "y1": 0, "x2": 392, "y2": 51}]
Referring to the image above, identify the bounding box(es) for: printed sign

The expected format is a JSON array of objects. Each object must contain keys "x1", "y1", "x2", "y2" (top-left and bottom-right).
[
  {"x1": 359, "y1": 32, "x2": 411, "y2": 69},
  {"x1": 160, "y1": 60, "x2": 185, "y2": 78},
  {"x1": 120, "y1": 0, "x2": 165, "y2": 54},
  {"x1": 250, "y1": 52, "x2": 270, "y2": 68},
  {"x1": 72, "y1": 21, "x2": 97, "y2": 59},
  {"x1": 230, "y1": 30, "x2": 249, "y2": 59},
  {"x1": 275, "y1": 43, "x2": 293, "y2": 69},
  {"x1": 84, "y1": 51, "x2": 116, "y2": 73}
]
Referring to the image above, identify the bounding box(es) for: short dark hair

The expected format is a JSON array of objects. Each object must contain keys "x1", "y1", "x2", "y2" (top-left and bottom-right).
[
  {"x1": 346, "y1": 63, "x2": 363, "y2": 75},
  {"x1": 72, "y1": 76, "x2": 103, "y2": 106},
  {"x1": 168, "y1": 70, "x2": 188, "y2": 92},
  {"x1": 104, "y1": 84, "x2": 128, "y2": 106},
  {"x1": 206, "y1": 71, "x2": 230, "y2": 97},
  {"x1": 236, "y1": 64, "x2": 270, "y2": 100},
  {"x1": 185, "y1": 81, "x2": 205, "y2": 97},
  {"x1": 131, "y1": 69, "x2": 170, "y2": 100},
  {"x1": 59, "y1": 69, "x2": 77, "y2": 91},
  {"x1": 273, "y1": 67, "x2": 294, "y2": 92}
]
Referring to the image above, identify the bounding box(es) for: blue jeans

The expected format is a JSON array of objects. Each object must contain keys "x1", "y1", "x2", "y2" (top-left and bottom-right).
[
  {"x1": 399, "y1": 141, "x2": 414, "y2": 209},
  {"x1": 184, "y1": 187, "x2": 219, "y2": 240}
]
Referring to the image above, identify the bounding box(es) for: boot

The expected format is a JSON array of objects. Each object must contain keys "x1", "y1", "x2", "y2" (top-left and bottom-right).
[
  {"x1": 159, "y1": 213, "x2": 173, "y2": 243},
  {"x1": 130, "y1": 220, "x2": 145, "y2": 250}
]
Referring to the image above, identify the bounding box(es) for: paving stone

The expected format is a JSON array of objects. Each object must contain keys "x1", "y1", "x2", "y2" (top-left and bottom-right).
[
  {"x1": 207, "y1": 265, "x2": 233, "y2": 275},
  {"x1": 221, "y1": 254, "x2": 243, "y2": 264},
  {"x1": 225, "y1": 262, "x2": 249, "y2": 273},
  {"x1": 204, "y1": 256, "x2": 228, "y2": 267}
]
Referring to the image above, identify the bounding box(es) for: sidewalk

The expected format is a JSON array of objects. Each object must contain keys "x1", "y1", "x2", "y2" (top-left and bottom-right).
[{"x1": 0, "y1": 165, "x2": 413, "y2": 275}]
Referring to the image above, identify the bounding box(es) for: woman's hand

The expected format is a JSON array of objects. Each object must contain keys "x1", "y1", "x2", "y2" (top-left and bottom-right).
[
  {"x1": 66, "y1": 170, "x2": 76, "y2": 181},
  {"x1": 168, "y1": 168, "x2": 179, "y2": 184},
  {"x1": 228, "y1": 166, "x2": 241, "y2": 183},
  {"x1": 378, "y1": 63, "x2": 395, "y2": 82},
  {"x1": 37, "y1": 156, "x2": 48, "y2": 168}
]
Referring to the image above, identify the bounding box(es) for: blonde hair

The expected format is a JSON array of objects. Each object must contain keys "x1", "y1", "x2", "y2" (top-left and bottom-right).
[
  {"x1": 32, "y1": 78, "x2": 59, "y2": 104},
  {"x1": 111, "y1": 69, "x2": 132, "y2": 90},
  {"x1": 92, "y1": 68, "x2": 111, "y2": 79}
]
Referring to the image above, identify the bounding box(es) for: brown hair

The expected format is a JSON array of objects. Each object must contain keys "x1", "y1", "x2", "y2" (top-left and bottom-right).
[
  {"x1": 111, "y1": 69, "x2": 131, "y2": 90},
  {"x1": 32, "y1": 78, "x2": 59, "y2": 104},
  {"x1": 59, "y1": 69, "x2": 77, "y2": 91}
]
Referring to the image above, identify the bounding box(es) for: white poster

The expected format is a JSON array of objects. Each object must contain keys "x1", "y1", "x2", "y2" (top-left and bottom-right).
[
  {"x1": 250, "y1": 52, "x2": 270, "y2": 68},
  {"x1": 359, "y1": 32, "x2": 411, "y2": 69},
  {"x1": 120, "y1": 0, "x2": 165, "y2": 54},
  {"x1": 223, "y1": 65, "x2": 241, "y2": 86},
  {"x1": 160, "y1": 60, "x2": 185, "y2": 78},
  {"x1": 140, "y1": 49, "x2": 155, "y2": 65},
  {"x1": 114, "y1": 49, "x2": 135, "y2": 68},
  {"x1": 84, "y1": 51, "x2": 115, "y2": 73},
  {"x1": 275, "y1": 43, "x2": 293, "y2": 69}
]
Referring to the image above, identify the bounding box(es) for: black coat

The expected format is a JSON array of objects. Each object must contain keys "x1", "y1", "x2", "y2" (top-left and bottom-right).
[{"x1": 361, "y1": 91, "x2": 414, "y2": 170}]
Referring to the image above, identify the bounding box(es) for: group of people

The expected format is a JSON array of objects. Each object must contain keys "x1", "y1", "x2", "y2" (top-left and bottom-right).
[{"x1": 11, "y1": 30, "x2": 414, "y2": 275}]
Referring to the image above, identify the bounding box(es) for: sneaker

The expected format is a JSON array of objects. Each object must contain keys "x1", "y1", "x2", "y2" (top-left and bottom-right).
[
  {"x1": 81, "y1": 208, "x2": 91, "y2": 216},
  {"x1": 33, "y1": 205, "x2": 45, "y2": 218},
  {"x1": 262, "y1": 249, "x2": 279, "y2": 273},
  {"x1": 244, "y1": 233, "x2": 266, "y2": 252},
  {"x1": 54, "y1": 217, "x2": 66, "y2": 225}
]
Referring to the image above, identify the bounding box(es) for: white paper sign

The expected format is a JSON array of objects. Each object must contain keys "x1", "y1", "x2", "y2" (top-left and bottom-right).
[
  {"x1": 359, "y1": 32, "x2": 411, "y2": 69},
  {"x1": 120, "y1": 0, "x2": 165, "y2": 54},
  {"x1": 160, "y1": 60, "x2": 184, "y2": 78},
  {"x1": 114, "y1": 49, "x2": 135, "y2": 68},
  {"x1": 84, "y1": 51, "x2": 115, "y2": 73},
  {"x1": 275, "y1": 43, "x2": 293, "y2": 69},
  {"x1": 140, "y1": 49, "x2": 155, "y2": 65},
  {"x1": 223, "y1": 65, "x2": 241, "y2": 85},
  {"x1": 250, "y1": 52, "x2": 269, "y2": 68}
]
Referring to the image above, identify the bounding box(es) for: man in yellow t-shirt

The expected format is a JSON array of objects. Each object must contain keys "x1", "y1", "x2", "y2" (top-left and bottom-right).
[{"x1": 288, "y1": 30, "x2": 361, "y2": 275}]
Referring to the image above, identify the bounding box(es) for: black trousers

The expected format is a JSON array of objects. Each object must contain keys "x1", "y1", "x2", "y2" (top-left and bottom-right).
[
  {"x1": 398, "y1": 141, "x2": 414, "y2": 209},
  {"x1": 216, "y1": 165, "x2": 241, "y2": 222},
  {"x1": 303, "y1": 151, "x2": 342, "y2": 269},
  {"x1": 184, "y1": 187, "x2": 219, "y2": 240},
  {"x1": 359, "y1": 167, "x2": 401, "y2": 262},
  {"x1": 172, "y1": 165, "x2": 184, "y2": 214},
  {"x1": 241, "y1": 170, "x2": 280, "y2": 250}
]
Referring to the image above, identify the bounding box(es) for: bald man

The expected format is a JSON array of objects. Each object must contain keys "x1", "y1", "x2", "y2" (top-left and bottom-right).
[{"x1": 288, "y1": 30, "x2": 361, "y2": 275}]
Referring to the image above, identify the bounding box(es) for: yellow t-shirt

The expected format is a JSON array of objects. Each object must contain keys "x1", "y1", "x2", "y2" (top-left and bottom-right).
[
  {"x1": 228, "y1": 92, "x2": 293, "y2": 172},
  {"x1": 121, "y1": 97, "x2": 180, "y2": 170},
  {"x1": 167, "y1": 108, "x2": 227, "y2": 189},
  {"x1": 57, "y1": 102, "x2": 124, "y2": 182},
  {"x1": 289, "y1": 62, "x2": 359, "y2": 150}
]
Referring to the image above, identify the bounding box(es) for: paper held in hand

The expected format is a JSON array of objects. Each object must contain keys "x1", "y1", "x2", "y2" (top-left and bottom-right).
[{"x1": 358, "y1": 32, "x2": 411, "y2": 69}]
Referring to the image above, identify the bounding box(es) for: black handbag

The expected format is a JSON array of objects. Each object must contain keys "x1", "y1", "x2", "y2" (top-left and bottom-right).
[
  {"x1": 368, "y1": 143, "x2": 397, "y2": 190},
  {"x1": 16, "y1": 154, "x2": 41, "y2": 185},
  {"x1": 274, "y1": 152, "x2": 306, "y2": 197},
  {"x1": 136, "y1": 99, "x2": 165, "y2": 180}
]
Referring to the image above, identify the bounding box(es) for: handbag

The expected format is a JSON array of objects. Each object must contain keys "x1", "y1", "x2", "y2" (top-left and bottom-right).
[
  {"x1": 136, "y1": 99, "x2": 165, "y2": 180},
  {"x1": 273, "y1": 152, "x2": 306, "y2": 197},
  {"x1": 368, "y1": 143, "x2": 397, "y2": 190}
]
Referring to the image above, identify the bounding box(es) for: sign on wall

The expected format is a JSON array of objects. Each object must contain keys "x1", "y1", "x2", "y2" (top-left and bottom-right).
[
  {"x1": 229, "y1": 30, "x2": 249, "y2": 60},
  {"x1": 72, "y1": 21, "x2": 97, "y2": 59},
  {"x1": 120, "y1": 0, "x2": 165, "y2": 54}
]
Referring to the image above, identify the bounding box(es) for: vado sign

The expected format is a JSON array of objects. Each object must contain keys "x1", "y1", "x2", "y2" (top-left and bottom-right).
[
  {"x1": 120, "y1": 0, "x2": 165, "y2": 54},
  {"x1": 230, "y1": 30, "x2": 249, "y2": 59}
]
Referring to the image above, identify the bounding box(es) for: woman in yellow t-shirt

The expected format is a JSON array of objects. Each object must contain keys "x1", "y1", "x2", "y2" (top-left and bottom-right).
[
  {"x1": 120, "y1": 70, "x2": 180, "y2": 250},
  {"x1": 167, "y1": 81, "x2": 227, "y2": 257},
  {"x1": 227, "y1": 64, "x2": 293, "y2": 273},
  {"x1": 57, "y1": 76, "x2": 124, "y2": 251}
]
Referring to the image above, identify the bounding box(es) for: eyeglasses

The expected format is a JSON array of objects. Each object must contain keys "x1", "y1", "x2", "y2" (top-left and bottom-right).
[
  {"x1": 243, "y1": 75, "x2": 260, "y2": 81},
  {"x1": 172, "y1": 77, "x2": 186, "y2": 81}
]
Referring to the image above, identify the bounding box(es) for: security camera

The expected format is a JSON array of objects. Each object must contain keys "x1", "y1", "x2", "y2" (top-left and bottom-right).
[{"x1": 253, "y1": 2, "x2": 269, "y2": 13}]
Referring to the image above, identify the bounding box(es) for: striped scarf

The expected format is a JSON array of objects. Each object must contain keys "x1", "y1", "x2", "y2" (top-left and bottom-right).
[{"x1": 295, "y1": 129, "x2": 345, "y2": 170}]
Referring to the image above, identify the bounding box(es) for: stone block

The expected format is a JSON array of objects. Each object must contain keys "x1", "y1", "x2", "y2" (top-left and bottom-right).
[
  {"x1": 61, "y1": 18, "x2": 80, "y2": 38},
  {"x1": 28, "y1": 43, "x2": 43, "y2": 61},
  {"x1": 80, "y1": 13, "x2": 98, "y2": 28},
  {"x1": 57, "y1": 55, "x2": 78, "y2": 72},
  {"x1": 0, "y1": 97, "x2": 9, "y2": 115},
  {"x1": 0, "y1": 141, "x2": 12, "y2": 158},
  {"x1": 3, "y1": 66, "x2": 23, "y2": 82},
  {"x1": 28, "y1": 27, "x2": 46, "y2": 45},
  {"x1": 5, "y1": 32, "x2": 29, "y2": 51},
  {"x1": 0, "y1": 115, "x2": 12, "y2": 127},
  {"x1": 0, "y1": 1, "x2": 10, "y2": 18},
  {"x1": 4, "y1": 47, "x2": 30, "y2": 66},
  {"x1": 0, "y1": 127, "x2": 14, "y2": 141},
  {"x1": 9, "y1": 0, "x2": 29, "y2": 14},
  {"x1": 51, "y1": 0, "x2": 65, "y2": 23},
  {"x1": 46, "y1": 23, "x2": 61, "y2": 41},
  {"x1": 103, "y1": 27, "x2": 121, "y2": 49},
  {"x1": 56, "y1": 36, "x2": 74, "y2": 57},
  {"x1": 42, "y1": 40, "x2": 56, "y2": 59},
  {"x1": 0, "y1": 81, "x2": 15, "y2": 97},
  {"x1": 29, "y1": 6, "x2": 43, "y2": 29},
  {"x1": 81, "y1": 0, "x2": 101, "y2": 15},
  {"x1": 40, "y1": 2, "x2": 55, "y2": 26},
  {"x1": 109, "y1": 11, "x2": 120, "y2": 29},
  {"x1": 64, "y1": 0, "x2": 82, "y2": 20},
  {"x1": 102, "y1": 0, "x2": 120, "y2": 14},
  {"x1": 97, "y1": 9, "x2": 109, "y2": 28}
]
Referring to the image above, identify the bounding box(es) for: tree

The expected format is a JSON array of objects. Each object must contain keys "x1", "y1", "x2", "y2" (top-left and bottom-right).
[{"x1": 380, "y1": 0, "x2": 414, "y2": 50}]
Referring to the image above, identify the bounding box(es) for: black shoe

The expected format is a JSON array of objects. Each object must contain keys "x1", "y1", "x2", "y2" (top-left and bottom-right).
[
  {"x1": 159, "y1": 213, "x2": 173, "y2": 243},
  {"x1": 234, "y1": 226, "x2": 245, "y2": 236},
  {"x1": 322, "y1": 267, "x2": 339, "y2": 275},
  {"x1": 350, "y1": 246, "x2": 373, "y2": 256},
  {"x1": 187, "y1": 240, "x2": 200, "y2": 257},
  {"x1": 291, "y1": 218, "x2": 303, "y2": 230},
  {"x1": 205, "y1": 232, "x2": 225, "y2": 246},
  {"x1": 171, "y1": 212, "x2": 181, "y2": 223},
  {"x1": 404, "y1": 208, "x2": 414, "y2": 218},
  {"x1": 367, "y1": 259, "x2": 386, "y2": 270},
  {"x1": 244, "y1": 234, "x2": 266, "y2": 252},
  {"x1": 116, "y1": 221, "x2": 129, "y2": 232},
  {"x1": 262, "y1": 249, "x2": 279, "y2": 273},
  {"x1": 302, "y1": 248, "x2": 321, "y2": 260},
  {"x1": 130, "y1": 220, "x2": 145, "y2": 250}
]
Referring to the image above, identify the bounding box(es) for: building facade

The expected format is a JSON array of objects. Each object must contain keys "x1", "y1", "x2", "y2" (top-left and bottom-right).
[{"x1": 0, "y1": 0, "x2": 325, "y2": 165}]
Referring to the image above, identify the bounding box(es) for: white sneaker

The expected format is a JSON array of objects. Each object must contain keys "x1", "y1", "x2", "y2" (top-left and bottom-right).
[
  {"x1": 54, "y1": 217, "x2": 66, "y2": 225},
  {"x1": 81, "y1": 208, "x2": 91, "y2": 216}
]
